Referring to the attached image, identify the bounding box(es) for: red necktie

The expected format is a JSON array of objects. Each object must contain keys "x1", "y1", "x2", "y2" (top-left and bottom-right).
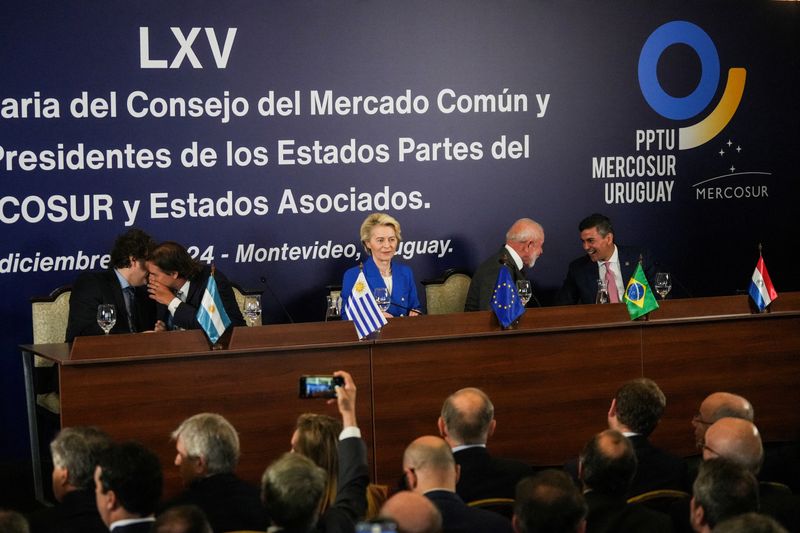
[{"x1": 605, "y1": 263, "x2": 619, "y2": 303}]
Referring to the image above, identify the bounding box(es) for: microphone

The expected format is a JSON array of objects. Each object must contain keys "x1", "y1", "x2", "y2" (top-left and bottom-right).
[
  {"x1": 388, "y1": 300, "x2": 426, "y2": 316},
  {"x1": 259, "y1": 274, "x2": 295, "y2": 323}
]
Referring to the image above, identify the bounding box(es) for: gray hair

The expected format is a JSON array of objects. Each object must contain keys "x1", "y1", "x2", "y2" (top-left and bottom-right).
[
  {"x1": 50, "y1": 426, "x2": 111, "y2": 490},
  {"x1": 693, "y1": 459, "x2": 759, "y2": 529},
  {"x1": 440, "y1": 388, "x2": 494, "y2": 445},
  {"x1": 261, "y1": 453, "x2": 327, "y2": 532},
  {"x1": 172, "y1": 413, "x2": 240, "y2": 475}
]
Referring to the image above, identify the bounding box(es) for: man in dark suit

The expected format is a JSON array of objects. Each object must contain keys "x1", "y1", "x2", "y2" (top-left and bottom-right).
[
  {"x1": 555, "y1": 213, "x2": 656, "y2": 305},
  {"x1": 145, "y1": 241, "x2": 244, "y2": 331},
  {"x1": 438, "y1": 387, "x2": 534, "y2": 502},
  {"x1": 689, "y1": 459, "x2": 758, "y2": 533},
  {"x1": 403, "y1": 435, "x2": 513, "y2": 533},
  {"x1": 464, "y1": 218, "x2": 544, "y2": 311},
  {"x1": 161, "y1": 413, "x2": 267, "y2": 532},
  {"x1": 28, "y1": 427, "x2": 111, "y2": 533},
  {"x1": 65, "y1": 228, "x2": 157, "y2": 342},
  {"x1": 94, "y1": 442, "x2": 162, "y2": 533},
  {"x1": 579, "y1": 430, "x2": 672, "y2": 533},
  {"x1": 513, "y1": 469, "x2": 587, "y2": 533}
]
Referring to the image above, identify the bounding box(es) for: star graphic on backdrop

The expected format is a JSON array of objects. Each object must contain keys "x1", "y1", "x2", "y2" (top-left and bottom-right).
[
  {"x1": 730, "y1": 165, "x2": 736, "y2": 173},
  {"x1": 719, "y1": 149, "x2": 725, "y2": 156},
  {"x1": 736, "y1": 145, "x2": 742, "y2": 153},
  {"x1": 726, "y1": 139, "x2": 733, "y2": 147}
]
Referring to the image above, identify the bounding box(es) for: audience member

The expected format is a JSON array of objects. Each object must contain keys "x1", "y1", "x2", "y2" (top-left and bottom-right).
[
  {"x1": 579, "y1": 429, "x2": 672, "y2": 533},
  {"x1": 0, "y1": 509, "x2": 31, "y2": 533},
  {"x1": 152, "y1": 505, "x2": 212, "y2": 533},
  {"x1": 513, "y1": 469, "x2": 587, "y2": 533},
  {"x1": 692, "y1": 393, "x2": 753, "y2": 450},
  {"x1": 437, "y1": 387, "x2": 534, "y2": 502},
  {"x1": 292, "y1": 413, "x2": 343, "y2": 513},
  {"x1": 714, "y1": 512, "x2": 789, "y2": 533},
  {"x1": 379, "y1": 491, "x2": 443, "y2": 533},
  {"x1": 689, "y1": 459, "x2": 759, "y2": 533},
  {"x1": 161, "y1": 412, "x2": 267, "y2": 532},
  {"x1": 28, "y1": 426, "x2": 111, "y2": 533},
  {"x1": 94, "y1": 441, "x2": 162, "y2": 533},
  {"x1": 402, "y1": 435, "x2": 513, "y2": 533},
  {"x1": 465, "y1": 218, "x2": 544, "y2": 311},
  {"x1": 261, "y1": 370, "x2": 368, "y2": 532}
]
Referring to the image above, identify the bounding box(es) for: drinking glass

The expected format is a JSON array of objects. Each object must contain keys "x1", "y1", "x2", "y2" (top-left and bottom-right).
[
  {"x1": 516, "y1": 280, "x2": 532, "y2": 306},
  {"x1": 654, "y1": 272, "x2": 672, "y2": 299},
  {"x1": 96, "y1": 304, "x2": 116, "y2": 334},
  {"x1": 373, "y1": 288, "x2": 390, "y2": 312},
  {"x1": 243, "y1": 295, "x2": 262, "y2": 326},
  {"x1": 595, "y1": 279, "x2": 610, "y2": 304}
]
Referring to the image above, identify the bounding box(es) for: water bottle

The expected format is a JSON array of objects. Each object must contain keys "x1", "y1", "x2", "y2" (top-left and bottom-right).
[{"x1": 596, "y1": 279, "x2": 610, "y2": 304}]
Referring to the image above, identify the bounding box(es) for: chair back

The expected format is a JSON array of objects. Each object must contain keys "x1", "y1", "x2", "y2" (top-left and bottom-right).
[
  {"x1": 627, "y1": 489, "x2": 690, "y2": 513},
  {"x1": 230, "y1": 282, "x2": 264, "y2": 326},
  {"x1": 32, "y1": 285, "x2": 72, "y2": 345},
  {"x1": 467, "y1": 497, "x2": 515, "y2": 519},
  {"x1": 422, "y1": 268, "x2": 471, "y2": 315}
]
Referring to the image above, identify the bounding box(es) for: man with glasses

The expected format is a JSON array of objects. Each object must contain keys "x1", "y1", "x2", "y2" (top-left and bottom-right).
[{"x1": 692, "y1": 392, "x2": 753, "y2": 450}]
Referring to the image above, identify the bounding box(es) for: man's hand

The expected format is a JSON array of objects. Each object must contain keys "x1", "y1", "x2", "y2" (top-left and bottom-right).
[
  {"x1": 147, "y1": 279, "x2": 175, "y2": 305},
  {"x1": 328, "y1": 370, "x2": 357, "y2": 428}
]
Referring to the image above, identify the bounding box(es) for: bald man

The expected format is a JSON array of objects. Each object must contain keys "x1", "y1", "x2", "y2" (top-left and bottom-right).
[
  {"x1": 465, "y1": 218, "x2": 544, "y2": 311},
  {"x1": 692, "y1": 392, "x2": 754, "y2": 449},
  {"x1": 402, "y1": 436, "x2": 513, "y2": 533},
  {"x1": 379, "y1": 491, "x2": 442, "y2": 533},
  {"x1": 438, "y1": 388, "x2": 534, "y2": 502}
]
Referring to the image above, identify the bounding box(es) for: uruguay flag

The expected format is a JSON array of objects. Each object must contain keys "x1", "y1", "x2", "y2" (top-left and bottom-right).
[
  {"x1": 196, "y1": 272, "x2": 232, "y2": 344},
  {"x1": 345, "y1": 270, "x2": 387, "y2": 339},
  {"x1": 749, "y1": 256, "x2": 778, "y2": 311}
]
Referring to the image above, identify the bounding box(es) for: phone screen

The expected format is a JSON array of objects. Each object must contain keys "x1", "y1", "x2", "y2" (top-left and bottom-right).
[{"x1": 299, "y1": 375, "x2": 343, "y2": 399}]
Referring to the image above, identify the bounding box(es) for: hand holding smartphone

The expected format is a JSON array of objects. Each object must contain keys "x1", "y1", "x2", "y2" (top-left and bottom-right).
[{"x1": 299, "y1": 375, "x2": 345, "y2": 399}]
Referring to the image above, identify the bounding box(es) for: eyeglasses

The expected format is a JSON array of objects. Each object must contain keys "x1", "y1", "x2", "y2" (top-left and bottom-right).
[
  {"x1": 702, "y1": 444, "x2": 721, "y2": 458},
  {"x1": 692, "y1": 414, "x2": 714, "y2": 426}
]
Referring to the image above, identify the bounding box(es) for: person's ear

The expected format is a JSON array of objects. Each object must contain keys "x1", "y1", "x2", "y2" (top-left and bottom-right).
[
  {"x1": 437, "y1": 417, "x2": 447, "y2": 438},
  {"x1": 608, "y1": 398, "x2": 618, "y2": 419},
  {"x1": 487, "y1": 419, "x2": 497, "y2": 438}
]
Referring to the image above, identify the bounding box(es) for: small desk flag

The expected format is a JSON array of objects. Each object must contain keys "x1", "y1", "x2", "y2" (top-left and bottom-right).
[
  {"x1": 749, "y1": 256, "x2": 778, "y2": 311},
  {"x1": 196, "y1": 271, "x2": 232, "y2": 344},
  {"x1": 491, "y1": 267, "x2": 525, "y2": 328},
  {"x1": 623, "y1": 263, "x2": 659, "y2": 320},
  {"x1": 345, "y1": 270, "x2": 387, "y2": 339}
]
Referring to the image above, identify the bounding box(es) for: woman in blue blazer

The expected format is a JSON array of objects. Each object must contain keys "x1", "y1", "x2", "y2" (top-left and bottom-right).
[{"x1": 341, "y1": 213, "x2": 421, "y2": 317}]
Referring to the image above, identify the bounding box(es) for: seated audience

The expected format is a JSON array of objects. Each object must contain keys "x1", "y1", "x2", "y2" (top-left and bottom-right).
[
  {"x1": 152, "y1": 505, "x2": 212, "y2": 533},
  {"x1": 379, "y1": 491, "x2": 443, "y2": 533},
  {"x1": 689, "y1": 459, "x2": 758, "y2": 533},
  {"x1": 513, "y1": 469, "x2": 587, "y2": 533},
  {"x1": 28, "y1": 426, "x2": 111, "y2": 533},
  {"x1": 692, "y1": 392, "x2": 754, "y2": 450},
  {"x1": 714, "y1": 512, "x2": 789, "y2": 533},
  {"x1": 402, "y1": 435, "x2": 513, "y2": 533},
  {"x1": 0, "y1": 510, "x2": 31, "y2": 533},
  {"x1": 437, "y1": 387, "x2": 534, "y2": 502},
  {"x1": 579, "y1": 429, "x2": 672, "y2": 533},
  {"x1": 160, "y1": 412, "x2": 267, "y2": 532},
  {"x1": 94, "y1": 441, "x2": 162, "y2": 533}
]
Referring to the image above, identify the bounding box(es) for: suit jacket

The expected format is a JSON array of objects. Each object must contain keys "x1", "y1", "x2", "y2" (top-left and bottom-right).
[
  {"x1": 341, "y1": 256, "x2": 421, "y2": 317},
  {"x1": 465, "y1": 246, "x2": 527, "y2": 311},
  {"x1": 425, "y1": 490, "x2": 513, "y2": 533},
  {"x1": 160, "y1": 472, "x2": 267, "y2": 533},
  {"x1": 28, "y1": 488, "x2": 107, "y2": 533},
  {"x1": 157, "y1": 265, "x2": 245, "y2": 330},
  {"x1": 626, "y1": 435, "x2": 689, "y2": 496},
  {"x1": 66, "y1": 270, "x2": 157, "y2": 342},
  {"x1": 584, "y1": 491, "x2": 673, "y2": 533},
  {"x1": 316, "y1": 436, "x2": 370, "y2": 532},
  {"x1": 453, "y1": 446, "x2": 535, "y2": 503},
  {"x1": 555, "y1": 245, "x2": 656, "y2": 305}
]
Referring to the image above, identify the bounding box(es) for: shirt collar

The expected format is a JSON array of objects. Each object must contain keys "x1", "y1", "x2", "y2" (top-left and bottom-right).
[
  {"x1": 504, "y1": 244, "x2": 524, "y2": 271},
  {"x1": 114, "y1": 269, "x2": 131, "y2": 290},
  {"x1": 601, "y1": 245, "x2": 619, "y2": 267},
  {"x1": 451, "y1": 444, "x2": 486, "y2": 453}
]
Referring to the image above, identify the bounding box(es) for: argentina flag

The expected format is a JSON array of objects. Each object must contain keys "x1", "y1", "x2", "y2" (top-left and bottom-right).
[{"x1": 196, "y1": 271, "x2": 232, "y2": 344}]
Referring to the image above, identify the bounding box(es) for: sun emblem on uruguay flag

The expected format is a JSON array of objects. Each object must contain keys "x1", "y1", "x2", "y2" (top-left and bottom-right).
[
  {"x1": 354, "y1": 280, "x2": 366, "y2": 294},
  {"x1": 626, "y1": 282, "x2": 645, "y2": 302}
]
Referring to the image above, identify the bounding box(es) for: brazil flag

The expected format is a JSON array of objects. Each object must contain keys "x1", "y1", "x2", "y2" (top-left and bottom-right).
[{"x1": 623, "y1": 263, "x2": 659, "y2": 320}]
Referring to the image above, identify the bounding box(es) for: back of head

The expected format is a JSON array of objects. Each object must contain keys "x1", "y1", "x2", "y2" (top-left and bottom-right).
[
  {"x1": 692, "y1": 459, "x2": 759, "y2": 529},
  {"x1": 440, "y1": 387, "x2": 494, "y2": 445},
  {"x1": 579, "y1": 430, "x2": 636, "y2": 496},
  {"x1": 514, "y1": 470, "x2": 587, "y2": 533},
  {"x1": 0, "y1": 510, "x2": 30, "y2": 533},
  {"x1": 403, "y1": 436, "x2": 457, "y2": 491},
  {"x1": 172, "y1": 413, "x2": 240, "y2": 476},
  {"x1": 614, "y1": 378, "x2": 666, "y2": 437},
  {"x1": 294, "y1": 413, "x2": 342, "y2": 508},
  {"x1": 702, "y1": 392, "x2": 755, "y2": 423},
  {"x1": 262, "y1": 452, "x2": 327, "y2": 532},
  {"x1": 704, "y1": 417, "x2": 763, "y2": 474},
  {"x1": 50, "y1": 426, "x2": 112, "y2": 491},
  {"x1": 109, "y1": 228, "x2": 155, "y2": 269},
  {"x1": 97, "y1": 441, "x2": 163, "y2": 517},
  {"x1": 578, "y1": 214, "x2": 613, "y2": 236},
  {"x1": 380, "y1": 491, "x2": 443, "y2": 533},
  {"x1": 154, "y1": 505, "x2": 213, "y2": 533},
  {"x1": 714, "y1": 512, "x2": 789, "y2": 533},
  {"x1": 148, "y1": 241, "x2": 201, "y2": 279}
]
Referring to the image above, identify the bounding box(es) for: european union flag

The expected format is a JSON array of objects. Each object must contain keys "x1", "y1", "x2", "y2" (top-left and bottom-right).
[{"x1": 491, "y1": 267, "x2": 525, "y2": 328}]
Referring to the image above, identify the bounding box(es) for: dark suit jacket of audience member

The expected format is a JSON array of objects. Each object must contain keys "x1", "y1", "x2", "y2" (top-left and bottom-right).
[
  {"x1": 315, "y1": 436, "x2": 370, "y2": 532},
  {"x1": 156, "y1": 265, "x2": 245, "y2": 330},
  {"x1": 554, "y1": 245, "x2": 655, "y2": 305},
  {"x1": 161, "y1": 472, "x2": 268, "y2": 533},
  {"x1": 66, "y1": 270, "x2": 157, "y2": 342},
  {"x1": 584, "y1": 491, "x2": 673, "y2": 533},
  {"x1": 465, "y1": 246, "x2": 527, "y2": 311},
  {"x1": 425, "y1": 489, "x2": 513, "y2": 533},
  {"x1": 453, "y1": 446, "x2": 536, "y2": 503},
  {"x1": 27, "y1": 488, "x2": 108, "y2": 533}
]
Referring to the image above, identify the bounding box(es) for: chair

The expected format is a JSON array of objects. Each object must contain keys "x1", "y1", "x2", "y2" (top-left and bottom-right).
[
  {"x1": 31, "y1": 285, "x2": 72, "y2": 413},
  {"x1": 467, "y1": 497, "x2": 515, "y2": 519},
  {"x1": 230, "y1": 282, "x2": 264, "y2": 326},
  {"x1": 627, "y1": 489, "x2": 690, "y2": 513},
  {"x1": 421, "y1": 268, "x2": 471, "y2": 315}
]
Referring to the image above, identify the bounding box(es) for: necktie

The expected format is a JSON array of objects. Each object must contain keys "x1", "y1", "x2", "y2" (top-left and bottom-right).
[
  {"x1": 605, "y1": 263, "x2": 620, "y2": 303},
  {"x1": 123, "y1": 286, "x2": 137, "y2": 332}
]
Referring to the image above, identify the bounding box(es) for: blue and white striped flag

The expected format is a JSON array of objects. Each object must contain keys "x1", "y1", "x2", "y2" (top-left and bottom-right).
[
  {"x1": 345, "y1": 270, "x2": 387, "y2": 339},
  {"x1": 196, "y1": 272, "x2": 232, "y2": 344}
]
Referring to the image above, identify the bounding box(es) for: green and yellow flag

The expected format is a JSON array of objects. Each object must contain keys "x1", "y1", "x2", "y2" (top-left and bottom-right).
[{"x1": 623, "y1": 263, "x2": 659, "y2": 320}]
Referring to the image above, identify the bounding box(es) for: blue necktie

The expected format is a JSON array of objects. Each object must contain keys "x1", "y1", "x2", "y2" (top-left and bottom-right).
[{"x1": 123, "y1": 286, "x2": 137, "y2": 332}]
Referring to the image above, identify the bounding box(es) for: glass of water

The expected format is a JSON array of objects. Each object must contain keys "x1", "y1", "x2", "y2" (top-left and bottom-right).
[
  {"x1": 516, "y1": 280, "x2": 532, "y2": 306},
  {"x1": 373, "y1": 287, "x2": 390, "y2": 313},
  {"x1": 243, "y1": 295, "x2": 262, "y2": 326},
  {"x1": 654, "y1": 272, "x2": 672, "y2": 299},
  {"x1": 96, "y1": 304, "x2": 116, "y2": 334}
]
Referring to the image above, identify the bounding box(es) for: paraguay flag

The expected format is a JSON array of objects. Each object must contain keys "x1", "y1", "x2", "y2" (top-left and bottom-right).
[
  {"x1": 749, "y1": 256, "x2": 778, "y2": 311},
  {"x1": 196, "y1": 271, "x2": 232, "y2": 344},
  {"x1": 345, "y1": 270, "x2": 387, "y2": 339}
]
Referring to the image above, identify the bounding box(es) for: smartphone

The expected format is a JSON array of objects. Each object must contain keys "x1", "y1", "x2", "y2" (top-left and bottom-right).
[
  {"x1": 299, "y1": 375, "x2": 344, "y2": 399},
  {"x1": 356, "y1": 519, "x2": 397, "y2": 533}
]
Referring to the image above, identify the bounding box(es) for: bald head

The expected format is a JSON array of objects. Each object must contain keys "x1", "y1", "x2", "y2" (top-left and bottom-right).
[
  {"x1": 505, "y1": 218, "x2": 545, "y2": 268},
  {"x1": 579, "y1": 430, "x2": 637, "y2": 495},
  {"x1": 380, "y1": 491, "x2": 443, "y2": 533},
  {"x1": 439, "y1": 387, "x2": 495, "y2": 447},
  {"x1": 403, "y1": 436, "x2": 458, "y2": 493},
  {"x1": 703, "y1": 418, "x2": 763, "y2": 474},
  {"x1": 694, "y1": 392, "x2": 754, "y2": 449}
]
